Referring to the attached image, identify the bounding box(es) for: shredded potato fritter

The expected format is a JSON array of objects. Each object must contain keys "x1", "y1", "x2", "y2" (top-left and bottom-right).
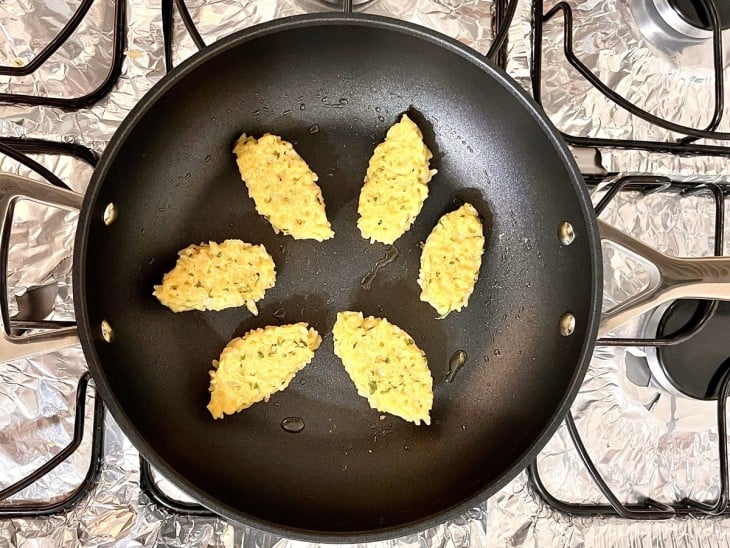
[
  {"x1": 418, "y1": 203, "x2": 485, "y2": 316},
  {"x1": 357, "y1": 114, "x2": 436, "y2": 244},
  {"x1": 333, "y1": 311, "x2": 433, "y2": 425},
  {"x1": 153, "y1": 239, "x2": 276, "y2": 315},
  {"x1": 208, "y1": 323, "x2": 321, "y2": 419},
  {"x1": 233, "y1": 133, "x2": 334, "y2": 241}
]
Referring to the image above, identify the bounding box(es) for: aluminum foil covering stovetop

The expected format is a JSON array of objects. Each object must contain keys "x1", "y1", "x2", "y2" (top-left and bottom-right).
[{"x1": 1, "y1": 0, "x2": 730, "y2": 546}]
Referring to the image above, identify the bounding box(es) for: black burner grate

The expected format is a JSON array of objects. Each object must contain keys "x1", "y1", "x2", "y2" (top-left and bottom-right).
[
  {"x1": 532, "y1": 0, "x2": 730, "y2": 157},
  {"x1": 139, "y1": 459, "x2": 213, "y2": 516},
  {"x1": 0, "y1": 373, "x2": 105, "y2": 518},
  {"x1": 0, "y1": 0, "x2": 126, "y2": 109}
]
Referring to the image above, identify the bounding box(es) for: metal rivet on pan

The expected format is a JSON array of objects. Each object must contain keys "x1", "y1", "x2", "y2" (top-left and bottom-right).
[
  {"x1": 558, "y1": 221, "x2": 575, "y2": 245},
  {"x1": 101, "y1": 320, "x2": 113, "y2": 343},
  {"x1": 559, "y1": 313, "x2": 576, "y2": 336},
  {"x1": 102, "y1": 203, "x2": 117, "y2": 226}
]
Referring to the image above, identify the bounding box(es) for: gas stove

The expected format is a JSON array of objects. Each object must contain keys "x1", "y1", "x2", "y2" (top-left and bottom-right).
[{"x1": 1, "y1": 0, "x2": 729, "y2": 545}]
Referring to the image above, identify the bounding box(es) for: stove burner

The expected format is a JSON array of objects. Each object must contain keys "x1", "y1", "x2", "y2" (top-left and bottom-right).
[
  {"x1": 630, "y1": 0, "x2": 728, "y2": 50},
  {"x1": 647, "y1": 299, "x2": 730, "y2": 399},
  {"x1": 667, "y1": 0, "x2": 730, "y2": 30}
]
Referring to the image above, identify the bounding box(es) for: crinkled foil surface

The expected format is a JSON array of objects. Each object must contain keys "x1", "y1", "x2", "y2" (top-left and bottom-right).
[{"x1": 1, "y1": 0, "x2": 730, "y2": 546}]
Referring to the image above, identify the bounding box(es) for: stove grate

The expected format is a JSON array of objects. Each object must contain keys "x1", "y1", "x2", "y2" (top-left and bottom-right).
[
  {"x1": 0, "y1": 0, "x2": 127, "y2": 109},
  {"x1": 0, "y1": 372, "x2": 105, "y2": 518},
  {"x1": 532, "y1": 0, "x2": 730, "y2": 157}
]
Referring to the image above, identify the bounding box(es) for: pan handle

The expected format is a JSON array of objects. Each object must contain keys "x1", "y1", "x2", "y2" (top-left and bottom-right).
[
  {"x1": 598, "y1": 220, "x2": 730, "y2": 337},
  {"x1": 0, "y1": 173, "x2": 81, "y2": 362}
]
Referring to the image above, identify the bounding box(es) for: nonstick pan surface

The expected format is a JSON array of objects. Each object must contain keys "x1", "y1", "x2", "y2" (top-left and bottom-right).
[{"x1": 74, "y1": 14, "x2": 601, "y2": 542}]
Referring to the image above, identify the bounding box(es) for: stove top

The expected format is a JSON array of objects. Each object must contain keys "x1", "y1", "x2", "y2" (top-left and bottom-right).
[{"x1": 1, "y1": 0, "x2": 729, "y2": 546}]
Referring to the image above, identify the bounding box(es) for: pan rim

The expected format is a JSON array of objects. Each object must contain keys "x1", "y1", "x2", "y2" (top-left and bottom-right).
[{"x1": 74, "y1": 12, "x2": 602, "y2": 543}]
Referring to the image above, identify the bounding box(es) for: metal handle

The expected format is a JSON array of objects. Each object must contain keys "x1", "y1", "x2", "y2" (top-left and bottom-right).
[
  {"x1": 0, "y1": 174, "x2": 81, "y2": 361},
  {"x1": 598, "y1": 219, "x2": 730, "y2": 337}
]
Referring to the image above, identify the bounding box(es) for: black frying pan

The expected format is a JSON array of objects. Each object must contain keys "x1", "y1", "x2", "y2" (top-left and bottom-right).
[{"x1": 73, "y1": 14, "x2": 601, "y2": 542}]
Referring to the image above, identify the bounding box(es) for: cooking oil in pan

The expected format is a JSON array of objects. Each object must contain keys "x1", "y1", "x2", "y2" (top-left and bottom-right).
[
  {"x1": 281, "y1": 417, "x2": 305, "y2": 434},
  {"x1": 445, "y1": 350, "x2": 468, "y2": 383},
  {"x1": 360, "y1": 245, "x2": 400, "y2": 290}
]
